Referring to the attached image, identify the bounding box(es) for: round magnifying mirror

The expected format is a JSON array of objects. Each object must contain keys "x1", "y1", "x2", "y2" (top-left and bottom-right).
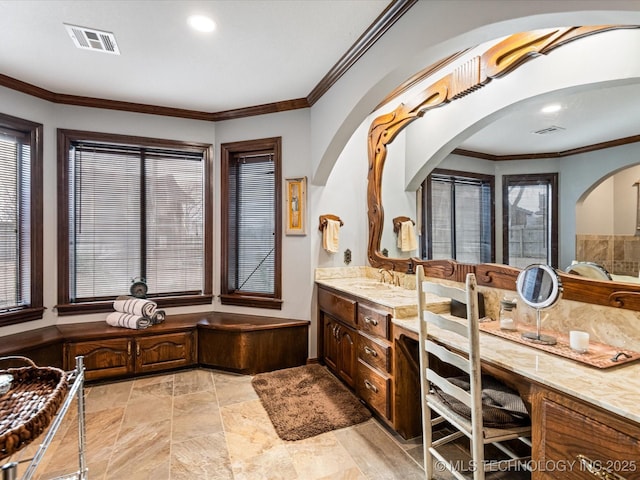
[{"x1": 516, "y1": 264, "x2": 562, "y2": 345}]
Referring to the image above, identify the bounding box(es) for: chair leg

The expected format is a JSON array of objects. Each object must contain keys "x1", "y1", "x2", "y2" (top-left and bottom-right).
[
  {"x1": 423, "y1": 405, "x2": 434, "y2": 478},
  {"x1": 472, "y1": 436, "x2": 485, "y2": 480}
]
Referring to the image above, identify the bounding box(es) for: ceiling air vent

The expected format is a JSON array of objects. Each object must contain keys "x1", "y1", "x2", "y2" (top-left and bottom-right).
[
  {"x1": 531, "y1": 125, "x2": 565, "y2": 135},
  {"x1": 64, "y1": 24, "x2": 120, "y2": 55}
]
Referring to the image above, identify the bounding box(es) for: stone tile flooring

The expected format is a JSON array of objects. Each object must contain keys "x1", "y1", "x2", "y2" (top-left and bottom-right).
[{"x1": 3, "y1": 367, "x2": 530, "y2": 479}]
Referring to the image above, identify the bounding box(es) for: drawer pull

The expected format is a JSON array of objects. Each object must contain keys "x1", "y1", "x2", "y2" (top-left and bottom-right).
[
  {"x1": 364, "y1": 316, "x2": 378, "y2": 326},
  {"x1": 577, "y1": 454, "x2": 627, "y2": 480},
  {"x1": 136, "y1": 343, "x2": 141, "y2": 356},
  {"x1": 364, "y1": 379, "x2": 378, "y2": 393},
  {"x1": 127, "y1": 341, "x2": 131, "y2": 356},
  {"x1": 364, "y1": 346, "x2": 378, "y2": 357}
]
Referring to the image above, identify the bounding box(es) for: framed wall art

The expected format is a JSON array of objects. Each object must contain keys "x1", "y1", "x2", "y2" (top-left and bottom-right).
[{"x1": 285, "y1": 176, "x2": 307, "y2": 235}]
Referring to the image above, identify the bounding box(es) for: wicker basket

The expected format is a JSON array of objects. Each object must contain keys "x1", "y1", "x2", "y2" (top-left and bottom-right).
[{"x1": 0, "y1": 356, "x2": 69, "y2": 461}]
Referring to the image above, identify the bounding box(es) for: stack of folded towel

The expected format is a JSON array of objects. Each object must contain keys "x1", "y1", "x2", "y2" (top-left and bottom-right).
[{"x1": 106, "y1": 296, "x2": 166, "y2": 330}]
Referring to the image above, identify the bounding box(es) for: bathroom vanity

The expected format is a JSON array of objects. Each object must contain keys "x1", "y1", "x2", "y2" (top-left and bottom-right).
[{"x1": 316, "y1": 268, "x2": 640, "y2": 479}]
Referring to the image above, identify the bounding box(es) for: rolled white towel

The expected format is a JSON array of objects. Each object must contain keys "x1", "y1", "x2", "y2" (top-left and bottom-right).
[
  {"x1": 106, "y1": 312, "x2": 151, "y2": 330},
  {"x1": 113, "y1": 296, "x2": 157, "y2": 318}
]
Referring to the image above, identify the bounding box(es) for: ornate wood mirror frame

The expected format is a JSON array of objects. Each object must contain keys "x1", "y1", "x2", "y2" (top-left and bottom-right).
[{"x1": 367, "y1": 25, "x2": 640, "y2": 312}]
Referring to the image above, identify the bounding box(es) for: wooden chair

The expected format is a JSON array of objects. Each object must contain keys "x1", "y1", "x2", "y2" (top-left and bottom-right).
[{"x1": 416, "y1": 266, "x2": 531, "y2": 480}]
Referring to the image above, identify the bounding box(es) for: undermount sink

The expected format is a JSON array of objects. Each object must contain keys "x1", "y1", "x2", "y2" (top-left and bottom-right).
[{"x1": 350, "y1": 282, "x2": 396, "y2": 291}]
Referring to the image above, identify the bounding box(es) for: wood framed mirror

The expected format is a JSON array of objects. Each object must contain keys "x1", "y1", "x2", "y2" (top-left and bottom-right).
[{"x1": 366, "y1": 25, "x2": 640, "y2": 312}]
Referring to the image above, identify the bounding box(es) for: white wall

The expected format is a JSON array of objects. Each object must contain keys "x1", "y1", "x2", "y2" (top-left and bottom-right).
[
  {"x1": 576, "y1": 177, "x2": 615, "y2": 235},
  {"x1": 214, "y1": 109, "x2": 313, "y2": 324},
  {"x1": 577, "y1": 164, "x2": 640, "y2": 236}
]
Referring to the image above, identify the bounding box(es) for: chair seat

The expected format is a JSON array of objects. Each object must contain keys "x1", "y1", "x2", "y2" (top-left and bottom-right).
[{"x1": 427, "y1": 393, "x2": 532, "y2": 442}]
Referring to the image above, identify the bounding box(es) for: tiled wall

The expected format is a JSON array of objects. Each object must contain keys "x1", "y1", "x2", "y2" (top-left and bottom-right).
[{"x1": 576, "y1": 234, "x2": 640, "y2": 276}]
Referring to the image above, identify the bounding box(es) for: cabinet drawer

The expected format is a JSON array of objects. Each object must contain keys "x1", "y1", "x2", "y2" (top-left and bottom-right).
[
  {"x1": 356, "y1": 359, "x2": 391, "y2": 420},
  {"x1": 357, "y1": 331, "x2": 391, "y2": 373},
  {"x1": 135, "y1": 331, "x2": 196, "y2": 374},
  {"x1": 318, "y1": 288, "x2": 357, "y2": 328},
  {"x1": 537, "y1": 392, "x2": 640, "y2": 480},
  {"x1": 65, "y1": 338, "x2": 132, "y2": 381},
  {"x1": 358, "y1": 303, "x2": 390, "y2": 339}
]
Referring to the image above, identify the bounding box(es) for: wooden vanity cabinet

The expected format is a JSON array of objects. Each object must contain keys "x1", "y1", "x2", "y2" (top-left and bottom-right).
[
  {"x1": 318, "y1": 286, "x2": 396, "y2": 428},
  {"x1": 64, "y1": 330, "x2": 196, "y2": 381},
  {"x1": 533, "y1": 386, "x2": 640, "y2": 480}
]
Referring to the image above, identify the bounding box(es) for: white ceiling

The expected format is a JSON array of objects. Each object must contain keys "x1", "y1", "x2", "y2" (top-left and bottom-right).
[
  {"x1": 459, "y1": 82, "x2": 640, "y2": 156},
  {"x1": 0, "y1": 0, "x2": 389, "y2": 112},
  {"x1": 1, "y1": 1, "x2": 638, "y2": 157}
]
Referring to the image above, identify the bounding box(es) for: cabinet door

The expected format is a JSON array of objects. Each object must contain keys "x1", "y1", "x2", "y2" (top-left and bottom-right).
[
  {"x1": 135, "y1": 331, "x2": 196, "y2": 374},
  {"x1": 322, "y1": 316, "x2": 339, "y2": 373},
  {"x1": 337, "y1": 325, "x2": 357, "y2": 388},
  {"x1": 65, "y1": 338, "x2": 133, "y2": 381}
]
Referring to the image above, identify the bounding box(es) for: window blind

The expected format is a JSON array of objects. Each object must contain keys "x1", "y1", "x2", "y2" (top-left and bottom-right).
[
  {"x1": 429, "y1": 173, "x2": 493, "y2": 263},
  {"x1": 69, "y1": 142, "x2": 204, "y2": 301},
  {"x1": 227, "y1": 154, "x2": 275, "y2": 295},
  {"x1": 0, "y1": 130, "x2": 31, "y2": 311}
]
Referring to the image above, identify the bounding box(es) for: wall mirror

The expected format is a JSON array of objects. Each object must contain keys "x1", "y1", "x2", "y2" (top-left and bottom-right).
[
  {"x1": 367, "y1": 25, "x2": 640, "y2": 312},
  {"x1": 516, "y1": 264, "x2": 562, "y2": 345}
]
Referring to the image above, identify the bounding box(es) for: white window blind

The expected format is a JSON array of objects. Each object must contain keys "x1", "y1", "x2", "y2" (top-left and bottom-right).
[
  {"x1": 68, "y1": 142, "x2": 204, "y2": 301},
  {"x1": 227, "y1": 154, "x2": 275, "y2": 295},
  {"x1": 0, "y1": 130, "x2": 31, "y2": 311}
]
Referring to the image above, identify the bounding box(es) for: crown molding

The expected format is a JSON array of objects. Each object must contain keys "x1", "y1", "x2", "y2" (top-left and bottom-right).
[{"x1": 453, "y1": 134, "x2": 640, "y2": 161}]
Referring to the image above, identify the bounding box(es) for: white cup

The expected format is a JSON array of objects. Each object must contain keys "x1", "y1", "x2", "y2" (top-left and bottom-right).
[{"x1": 569, "y1": 330, "x2": 589, "y2": 353}]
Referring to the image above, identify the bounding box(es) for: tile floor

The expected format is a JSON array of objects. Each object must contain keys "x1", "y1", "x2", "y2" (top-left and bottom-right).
[{"x1": 3, "y1": 367, "x2": 530, "y2": 480}]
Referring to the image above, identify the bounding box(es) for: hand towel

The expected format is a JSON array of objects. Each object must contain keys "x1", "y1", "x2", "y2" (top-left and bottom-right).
[
  {"x1": 113, "y1": 296, "x2": 157, "y2": 318},
  {"x1": 322, "y1": 219, "x2": 340, "y2": 253},
  {"x1": 398, "y1": 220, "x2": 417, "y2": 252},
  {"x1": 106, "y1": 312, "x2": 151, "y2": 330}
]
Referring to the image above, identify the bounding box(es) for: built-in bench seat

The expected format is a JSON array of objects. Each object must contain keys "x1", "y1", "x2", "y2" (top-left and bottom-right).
[{"x1": 0, "y1": 312, "x2": 310, "y2": 381}]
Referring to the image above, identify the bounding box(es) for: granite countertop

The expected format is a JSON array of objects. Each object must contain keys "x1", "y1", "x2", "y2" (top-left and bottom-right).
[
  {"x1": 315, "y1": 276, "x2": 422, "y2": 318},
  {"x1": 315, "y1": 267, "x2": 640, "y2": 425}
]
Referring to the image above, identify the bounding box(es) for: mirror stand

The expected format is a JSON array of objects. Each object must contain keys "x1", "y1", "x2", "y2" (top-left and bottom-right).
[
  {"x1": 521, "y1": 309, "x2": 557, "y2": 345},
  {"x1": 516, "y1": 264, "x2": 562, "y2": 346}
]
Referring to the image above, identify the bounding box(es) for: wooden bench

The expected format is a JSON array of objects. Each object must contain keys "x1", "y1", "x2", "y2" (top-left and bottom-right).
[{"x1": 0, "y1": 312, "x2": 310, "y2": 382}]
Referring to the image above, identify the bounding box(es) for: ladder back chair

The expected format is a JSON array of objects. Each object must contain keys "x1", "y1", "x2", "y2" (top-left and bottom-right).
[{"x1": 416, "y1": 266, "x2": 531, "y2": 480}]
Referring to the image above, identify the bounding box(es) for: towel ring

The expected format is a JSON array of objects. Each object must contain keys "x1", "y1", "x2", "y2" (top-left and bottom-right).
[
  {"x1": 392, "y1": 216, "x2": 415, "y2": 234},
  {"x1": 319, "y1": 214, "x2": 344, "y2": 232}
]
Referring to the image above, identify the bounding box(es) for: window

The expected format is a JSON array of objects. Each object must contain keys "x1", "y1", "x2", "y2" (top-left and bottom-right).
[
  {"x1": 503, "y1": 173, "x2": 558, "y2": 268},
  {"x1": 220, "y1": 137, "x2": 282, "y2": 309},
  {"x1": 422, "y1": 169, "x2": 494, "y2": 263},
  {"x1": 0, "y1": 113, "x2": 43, "y2": 326},
  {"x1": 57, "y1": 130, "x2": 213, "y2": 314}
]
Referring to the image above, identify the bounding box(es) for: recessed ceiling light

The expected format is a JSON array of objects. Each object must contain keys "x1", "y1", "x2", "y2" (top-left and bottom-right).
[
  {"x1": 188, "y1": 15, "x2": 216, "y2": 33},
  {"x1": 541, "y1": 104, "x2": 562, "y2": 114}
]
